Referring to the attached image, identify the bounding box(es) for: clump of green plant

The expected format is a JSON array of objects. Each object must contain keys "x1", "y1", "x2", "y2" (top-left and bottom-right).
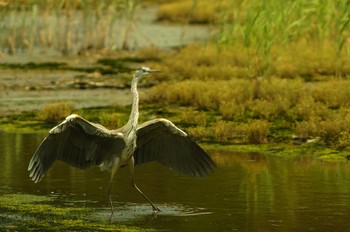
[
  {"x1": 210, "y1": 120, "x2": 238, "y2": 142},
  {"x1": 337, "y1": 132, "x2": 350, "y2": 148},
  {"x1": 295, "y1": 113, "x2": 350, "y2": 146},
  {"x1": 98, "y1": 112, "x2": 128, "y2": 129},
  {"x1": 187, "y1": 126, "x2": 211, "y2": 141},
  {"x1": 180, "y1": 109, "x2": 208, "y2": 126},
  {"x1": 219, "y1": 101, "x2": 245, "y2": 121},
  {"x1": 37, "y1": 101, "x2": 74, "y2": 122},
  {"x1": 237, "y1": 119, "x2": 269, "y2": 144},
  {"x1": 212, "y1": 119, "x2": 270, "y2": 144},
  {"x1": 188, "y1": 119, "x2": 269, "y2": 144}
]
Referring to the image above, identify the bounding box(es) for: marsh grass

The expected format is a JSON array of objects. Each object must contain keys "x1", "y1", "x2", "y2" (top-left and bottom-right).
[
  {"x1": 0, "y1": 0, "x2": 142, "y2": 55},
  {"x1": 147, "y1": 0, "x2": 350, "y2": 146},
  {"x1": 238, "y1": 119, "x2": 269, "y2": 144},
  {"x1": 158, "y1": 0, "x2": 350, "y2": 77},
  {"x1": 187, "y1": 119, "x2": 269, "y2": 144},
  {"x1": 37, "y1": 101, "x2": 74, "y2": 122},
  {"x1": 180, "y1": 109, "x2": 207, "y2": 126},
  {"x1": 295, "y1": 113, "x2": 350, "y2": 145},
  {"x1": 3, "y1": 0, "x2": 350, "y2": 148},
  {"x1": 156, "y1": 43, "x2": 350, "y2": 82},
  {"x1": 98, "y1": 112, "x2": 128, "y2": 129},
  {"x1": 145, "y1": 78, "x2": 350, "y2": 146}
]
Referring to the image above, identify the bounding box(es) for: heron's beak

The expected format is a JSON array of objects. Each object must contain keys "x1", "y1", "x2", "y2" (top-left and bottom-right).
[{"x1": 149, "y1": 69, "x2": 161, "y2": 73}]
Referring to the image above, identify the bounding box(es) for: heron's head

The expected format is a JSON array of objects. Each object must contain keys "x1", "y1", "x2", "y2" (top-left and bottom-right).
[{"x1": 135, "y1": 66, "x2": 160, "y2": 81}]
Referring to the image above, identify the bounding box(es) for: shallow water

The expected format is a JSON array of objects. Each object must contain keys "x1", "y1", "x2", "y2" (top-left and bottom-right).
[{"x1": 1, "y1": 131, "x2": 350, "y2": 231}]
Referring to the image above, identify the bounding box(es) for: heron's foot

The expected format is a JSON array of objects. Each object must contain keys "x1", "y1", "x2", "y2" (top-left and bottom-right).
[
  {"x1": 108, "y1": 204, "x2": 115, "y2": 222},
  {"x1": 108, "y1": 211, "x2": 114, "y2": 223},
  {"x1": 152, "y1": 205, "x2": 161, "y2": 213},
  {"x1": 108, "y1": 201, "x2": 114, "y2": 218},
  {"x1": 107, "y1": 180, "x2": 114, "y2": 217}
]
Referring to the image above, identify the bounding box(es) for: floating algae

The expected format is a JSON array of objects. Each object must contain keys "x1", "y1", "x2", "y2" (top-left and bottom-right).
[{"x1": 0, "y1": 193, "x2": 144, "y2": 231}]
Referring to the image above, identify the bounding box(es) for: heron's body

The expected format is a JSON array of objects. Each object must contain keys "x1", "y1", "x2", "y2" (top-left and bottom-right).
[{"x1": 28, "y1": 67, "x2": 216, "y2": 215}]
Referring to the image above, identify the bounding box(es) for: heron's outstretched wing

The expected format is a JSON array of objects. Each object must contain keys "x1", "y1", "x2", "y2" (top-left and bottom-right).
[
  {"x1": 28, "y1": 114, "x2": 125, "y2": 183},
  {"x1": 134, "y1": 118, "x2": 216, "y2": 177}
]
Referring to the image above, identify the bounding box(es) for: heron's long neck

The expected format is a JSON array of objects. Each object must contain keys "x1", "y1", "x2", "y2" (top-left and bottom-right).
[{"x1": 126, "y1": 76, "x2": 139, "y2": 133}]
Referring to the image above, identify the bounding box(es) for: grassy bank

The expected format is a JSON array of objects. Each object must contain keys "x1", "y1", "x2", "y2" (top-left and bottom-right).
[{"x1": 1, "y1": 103, "x2": 350, "y2": 162}]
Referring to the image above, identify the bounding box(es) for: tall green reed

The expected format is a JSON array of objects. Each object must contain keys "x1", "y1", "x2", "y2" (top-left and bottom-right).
[{"x1": 218, "y1": 0, "x2": 350, "y2": 77}]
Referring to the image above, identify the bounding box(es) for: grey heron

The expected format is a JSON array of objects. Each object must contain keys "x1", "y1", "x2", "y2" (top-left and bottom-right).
[{"x1": 28, "y1": 66, "x2": 216, "y2": 215}]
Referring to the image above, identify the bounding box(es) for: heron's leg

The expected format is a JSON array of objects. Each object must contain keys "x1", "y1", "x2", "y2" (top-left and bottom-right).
[
  {"x1": 108, "y1": 157, "x2": 121, "y2": 216},
  {"x1": 129, "y1": 156, "x2": 161, "y2": 212}
]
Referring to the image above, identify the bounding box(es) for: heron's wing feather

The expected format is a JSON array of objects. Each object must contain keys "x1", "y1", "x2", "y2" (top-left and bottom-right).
[
  {"x1": 27, "y1": 135, "x2": 59, "y2": 183},
  {"x1": 134, "y1": 118, "x2": 216, "y2": 177},
  {"x1": 28, "y1": 114, "x2": 125, "y2": 183}
]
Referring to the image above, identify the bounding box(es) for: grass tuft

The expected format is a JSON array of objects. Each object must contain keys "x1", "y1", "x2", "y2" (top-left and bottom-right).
[{"x1": 37, "y1": 101, "x2": 74, "y2": 122}]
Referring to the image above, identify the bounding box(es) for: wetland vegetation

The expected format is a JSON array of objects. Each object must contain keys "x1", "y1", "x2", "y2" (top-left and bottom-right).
[
  {"x1": 1, "y1": 0, "x2": 350, "y2": 158},
  {"x1": 1, "y1": 0, "x2": 350, "y2": 231}
]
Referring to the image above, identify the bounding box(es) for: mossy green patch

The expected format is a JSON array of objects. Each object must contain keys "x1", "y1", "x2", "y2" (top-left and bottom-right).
[
  {"x1": 0, "y1": 111, "x2": 53, "y2": 133},
  {"x1": 0, "y1": 193, "x2": 145, "y2": 231},
  {"x1": 205, "y1": 142, "x2": 349, "y2": 162}
]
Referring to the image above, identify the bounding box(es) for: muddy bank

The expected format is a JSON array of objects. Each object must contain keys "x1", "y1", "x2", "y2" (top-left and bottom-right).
[
  {"x1": 0, "y1": 56, "x2": 136, "y2": 116},
  {"x1": 1, "y1": 88, "x2": 133, "y2": 116},
  {"x1": 0, "y1": 4, "x2": 213, "y2": 116}
]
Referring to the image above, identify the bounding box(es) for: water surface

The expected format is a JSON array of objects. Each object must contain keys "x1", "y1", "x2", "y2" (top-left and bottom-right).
[{"x1": 1, "y1": 131, "x2": 350, "y2": 231}]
